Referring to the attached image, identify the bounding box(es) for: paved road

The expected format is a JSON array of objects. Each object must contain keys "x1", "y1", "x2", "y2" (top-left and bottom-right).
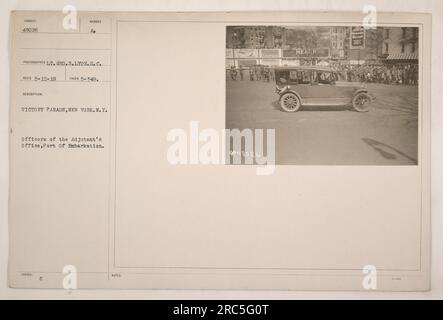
[{"x1": 226, "y1": 80, "x2": 418, "y2": 165}]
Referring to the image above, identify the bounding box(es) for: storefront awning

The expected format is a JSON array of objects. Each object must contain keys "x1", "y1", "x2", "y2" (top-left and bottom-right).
[{"x1": 386, "y1": 53, "x2": 418, "y2": 60}]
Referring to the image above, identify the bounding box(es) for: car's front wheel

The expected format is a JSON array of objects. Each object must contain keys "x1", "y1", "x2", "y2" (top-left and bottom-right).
[
  {"x1": 352, "y1": 92, "x2": 372, "y2": 112},
  {"x1": 280, "y1": 93, "x2": 301, "y2": 112}
]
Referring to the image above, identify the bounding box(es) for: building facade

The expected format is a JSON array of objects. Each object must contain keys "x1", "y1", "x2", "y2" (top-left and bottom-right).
[
  {"x1": 382, "y1": 27, "x2": 419, "y2": 56},
  {"x1": 226, "y1": 26, "x2": 419, "y2": 67},
  {"x1": 227, "y1": 26, "x2": 287, "y2": 49},
  {"x1": 330, "y1": 26, "x2": 349, "y2": 58}
]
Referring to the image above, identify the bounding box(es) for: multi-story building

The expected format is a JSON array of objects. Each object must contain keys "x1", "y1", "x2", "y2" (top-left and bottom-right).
[
  {"x1": 243, "y1": 26, "x2": 266, "y2": 48},
  {"x1": 227, "y1": 26, "x2": 286, "y2": 49},
  {"x1": 344, "y1": 27, "x2": 384, "y2": 64},
  {"x1": 330, "y1": 26, "x2": 348, "y2": 58},
  {"x1": 381, "y1": 27, "x2": 419, "y2": 63},
  {"x1": 264, "y1": 26, "x2": 286, "y2": 49},
  {"x1": 227, "y1": 26, "x2": 418, "y2": 67},
  {"x1": 226, "y1": 27, "x2": 245, "y2": 49}
]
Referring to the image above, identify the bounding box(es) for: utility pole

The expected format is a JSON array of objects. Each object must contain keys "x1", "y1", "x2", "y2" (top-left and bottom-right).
[{"x1": 232, "y1": 32, "x2": 236, "y2": 68}]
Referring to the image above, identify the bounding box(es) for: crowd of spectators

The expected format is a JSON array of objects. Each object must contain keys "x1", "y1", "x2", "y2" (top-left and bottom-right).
[
  {"x1": 337, "y1": 64, "x2": 418, "y2": 85},
  {"x1": 227, "y1": 62, "x2": 419, "y2": 85}
]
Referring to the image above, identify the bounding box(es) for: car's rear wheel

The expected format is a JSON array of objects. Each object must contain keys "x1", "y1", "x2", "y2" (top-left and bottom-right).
[
  {"x1": 352, "y1": 92, "x2": 372, "y2": 112},
  {"x1": 280, "y1": 93, "x2": 301, "y2": 112}
]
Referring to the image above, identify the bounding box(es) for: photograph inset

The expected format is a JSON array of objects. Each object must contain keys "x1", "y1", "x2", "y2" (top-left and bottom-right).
[{"x1": 226, "y1": 26, "x2": 419, "y2": 165}]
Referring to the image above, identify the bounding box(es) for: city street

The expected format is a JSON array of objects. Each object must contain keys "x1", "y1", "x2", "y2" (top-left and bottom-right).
[{"x1": 226, "y1": 80, "x2": 418, "y2": 165}]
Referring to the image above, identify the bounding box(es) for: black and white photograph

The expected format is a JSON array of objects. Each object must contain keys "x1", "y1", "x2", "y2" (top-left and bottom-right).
[
  {"x1": 226, "y1": 26, "x2": 419, "y2": 165},
  {"x1": 1, "y1": 1, "x2": 439, "y2": 301}
]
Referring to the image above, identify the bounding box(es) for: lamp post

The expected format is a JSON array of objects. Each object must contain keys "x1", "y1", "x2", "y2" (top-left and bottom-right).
[{"x1": 232, "y1": 32, "x2": 237, "y2": 68}]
